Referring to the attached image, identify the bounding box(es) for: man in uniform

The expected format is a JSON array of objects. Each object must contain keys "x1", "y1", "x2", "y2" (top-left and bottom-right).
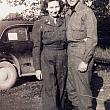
[{"x1": 66, "y1": 0, "x2": 97, "y2": 109}]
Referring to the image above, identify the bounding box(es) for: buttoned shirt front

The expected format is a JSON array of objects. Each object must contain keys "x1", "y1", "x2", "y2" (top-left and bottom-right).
[
  {"x1": 31, "y1": 16, "x2": 67, "y2": 70},
  {"x1": 67, "y1": 2, "x2": 97, "y2": 63}
]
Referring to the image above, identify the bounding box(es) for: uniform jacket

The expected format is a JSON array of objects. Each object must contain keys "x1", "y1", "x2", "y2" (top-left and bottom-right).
[
  {"x1": 67, "y1": 2, "x2": 97, "y2": 63},
  {"x1": 31, "y1": 16, "x2": 67, "y2": 70}
]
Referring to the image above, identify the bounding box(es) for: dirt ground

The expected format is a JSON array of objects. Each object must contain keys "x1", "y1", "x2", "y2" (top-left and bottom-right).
[
  {"x1": 0, "y1": 64, "x2": 110, "y2": 110},
  {"x1": 0, "y1": 76, "x2": 42, "y2": 110}
]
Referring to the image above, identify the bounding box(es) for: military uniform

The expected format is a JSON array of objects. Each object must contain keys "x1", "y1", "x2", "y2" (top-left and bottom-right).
[
  {"x1": 31, "y1": 16, "x2": 67, "y2": 110},
  {"x1": 67, "y1": 2, "x2": 97, "y2": 110}
]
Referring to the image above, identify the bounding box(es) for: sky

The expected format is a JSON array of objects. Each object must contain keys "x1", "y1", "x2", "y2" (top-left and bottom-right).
[
  {"x1": 0, "y1": 0, "x2": 42, "y2": 20},
  {"x1": 0, "y1": 0, "x2": 34, "y2": 20},
  {"x1": 0, "y1": 2, "x2": 26, "y2": 20}
]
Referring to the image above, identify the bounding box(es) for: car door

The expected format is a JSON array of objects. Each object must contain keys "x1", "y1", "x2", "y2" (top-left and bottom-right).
[{"x1": 1, "y1": 23, "x2": 35, "y2": 74}]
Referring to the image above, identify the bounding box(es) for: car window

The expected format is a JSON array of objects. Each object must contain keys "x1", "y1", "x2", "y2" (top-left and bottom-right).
[{"x1": 6, "y1": 27, "x2": 28, "y2": 41}]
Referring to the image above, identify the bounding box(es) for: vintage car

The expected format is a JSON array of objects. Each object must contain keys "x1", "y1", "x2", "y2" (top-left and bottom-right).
[
  {"x1": 0, "y1": 6, "x2": 110, "y2": 90},
  {"x1": 0, "y1": 20, "x2": 38, "y2": 90}
]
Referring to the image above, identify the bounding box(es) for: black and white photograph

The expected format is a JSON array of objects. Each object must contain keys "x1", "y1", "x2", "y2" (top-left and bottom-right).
[{"x1": 0, "y1": 0, "x2": 110, "y2": 110}]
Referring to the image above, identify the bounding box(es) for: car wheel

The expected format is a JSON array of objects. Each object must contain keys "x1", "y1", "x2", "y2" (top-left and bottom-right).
[{"x1": 0, "y1": 61, "x2": 17, "y2": 90}]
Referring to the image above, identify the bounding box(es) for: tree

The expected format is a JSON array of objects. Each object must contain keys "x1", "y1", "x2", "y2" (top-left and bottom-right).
[{"x1": 0, "y1": 0, "x2": 43, "y2": 21}]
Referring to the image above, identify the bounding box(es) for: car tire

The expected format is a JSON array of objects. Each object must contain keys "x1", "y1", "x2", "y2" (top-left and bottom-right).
[{"x1": 0, "y1": 61, "x2": 17, "y2": 90}]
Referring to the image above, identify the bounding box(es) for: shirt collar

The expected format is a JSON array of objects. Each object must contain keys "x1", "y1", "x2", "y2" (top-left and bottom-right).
[
  {"x1": 44, "y1": 16, "x2": 64, "y2": 27},
  {"x1": 75, "y1": 2, "x2": 84, "y2": 13},
  {"x1": 66, "y1": 2, "x2": 84, "y2": 15},
  {"x1": 66, "y1": 8, "x2": 73, "y2": 16}
]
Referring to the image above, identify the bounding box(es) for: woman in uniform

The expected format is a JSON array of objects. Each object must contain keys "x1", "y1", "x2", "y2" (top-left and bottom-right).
[{"x1": 31, "y1": 0, "x2": 67, "y2": 110}]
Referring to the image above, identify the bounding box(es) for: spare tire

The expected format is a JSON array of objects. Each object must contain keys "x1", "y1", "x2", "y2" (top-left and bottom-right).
[{"x1": 0, "y1": 61, "x2": 17, "y2": 90}]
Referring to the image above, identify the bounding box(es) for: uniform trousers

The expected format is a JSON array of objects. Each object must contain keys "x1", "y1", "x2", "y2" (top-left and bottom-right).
[
  {"x1": 41, "y1": 47, "x2": 67, "y2": 110},
  {"x1": 67, "y1": 44, "x2": 93, "y2": 110}
]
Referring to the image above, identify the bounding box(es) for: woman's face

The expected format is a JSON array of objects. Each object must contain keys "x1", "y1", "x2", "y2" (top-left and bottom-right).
[
  {"x1": 47, "y1": 1, "x2": 60, "y2": 18},
  {"x1": 67, "y1": 0, "x2": 79, "y2": 7}
]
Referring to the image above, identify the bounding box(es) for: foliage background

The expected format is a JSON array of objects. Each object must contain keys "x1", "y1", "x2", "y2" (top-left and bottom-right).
[
  {"x1": 0, "y1": 0, "x2": 110, "y2": 21},
  {"x1": 0, "y1": 0, "x2": 44, "y2": 21}
]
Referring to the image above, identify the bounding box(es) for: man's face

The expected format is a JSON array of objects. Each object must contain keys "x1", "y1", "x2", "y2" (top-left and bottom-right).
[
  {"x1": 47, "y1": 1, "x2": 60, "y2": 18},
  {"x1": 67, "y1": 0, "x2": 79, "y2": 7}
]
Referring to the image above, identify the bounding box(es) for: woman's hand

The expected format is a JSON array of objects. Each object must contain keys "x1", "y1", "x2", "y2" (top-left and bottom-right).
[{"x1": 35, "y1": 70, "x2": 43, "y2": 80}]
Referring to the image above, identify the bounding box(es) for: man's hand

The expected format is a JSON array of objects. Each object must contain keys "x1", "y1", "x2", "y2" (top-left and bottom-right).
[
  {"x1": 35, "y1": 70, "x2": 42, "y2": 80},
  {"x1": 78, "y1": 61, "x2": 88, "y2": 73}
]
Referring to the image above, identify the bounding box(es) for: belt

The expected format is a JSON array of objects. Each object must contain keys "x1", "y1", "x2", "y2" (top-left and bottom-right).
[
  {"x1": 43, "y1": 44, "x2": 67, "y2": 50},
  {"x1": 68, "y1": 40, "x2": 81, "y2": 43},
  {"x1": 68, "y1": 38, "x2": 87, "y2": 43}
]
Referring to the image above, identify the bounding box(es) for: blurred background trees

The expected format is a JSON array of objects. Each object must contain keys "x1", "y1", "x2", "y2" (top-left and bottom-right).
[
  {"x1": 0, "y1": 0, "x2": 44, "y2": 21},
  {"x1": 0, "y1": 0, "x2": 110, "y2": 21}
]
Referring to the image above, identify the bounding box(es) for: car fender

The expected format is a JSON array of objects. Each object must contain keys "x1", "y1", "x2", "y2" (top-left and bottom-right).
[{"x1": 9, "y1": 54, "x2": 21, "y2": 76}]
